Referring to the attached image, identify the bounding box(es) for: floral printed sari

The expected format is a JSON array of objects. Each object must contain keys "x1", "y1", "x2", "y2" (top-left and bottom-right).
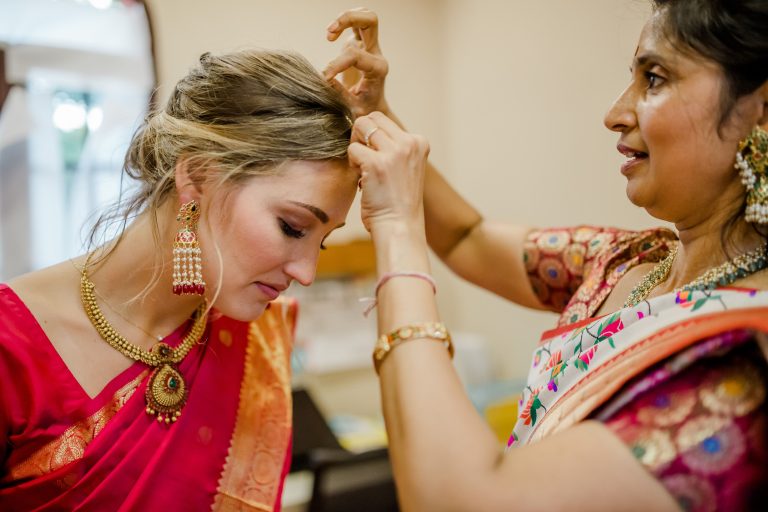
[{"x1": 515, "y1": 227, "x2": 768, "y2": 511}]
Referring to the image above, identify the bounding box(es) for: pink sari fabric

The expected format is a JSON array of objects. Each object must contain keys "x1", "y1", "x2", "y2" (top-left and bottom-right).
[
  {"x1": 509, "y1": 284, "x2": 768, "y2": 510},
  {"x1": 596, "y1": 330, "x2": 768, "y2": 512},
  {"x1": 0, "y1": 284, "x2": 294, "y2": 511}
]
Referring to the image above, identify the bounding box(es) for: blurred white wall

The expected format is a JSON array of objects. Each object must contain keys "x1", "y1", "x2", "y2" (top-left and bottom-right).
[
  {"x1": 434, "y1": 0, "x2": 655, "y2": 379},
  {"x1": 146, "y1": 0, "x2": 659, "y2": 381}
]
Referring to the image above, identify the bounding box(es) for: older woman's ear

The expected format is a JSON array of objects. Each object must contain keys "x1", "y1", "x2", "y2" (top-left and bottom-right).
[{"x1": 758, "y1": 82, "x2": 768, "y2": 126}]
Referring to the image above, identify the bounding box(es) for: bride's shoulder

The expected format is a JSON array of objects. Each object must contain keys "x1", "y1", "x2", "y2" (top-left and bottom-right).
[{"x1": 6, "y1": 260, "x2": 82, "y2": 322}]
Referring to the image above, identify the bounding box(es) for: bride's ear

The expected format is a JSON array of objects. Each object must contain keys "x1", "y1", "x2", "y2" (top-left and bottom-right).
[{"x1": 174, "y1": 157, "x2": 203, "y2": 204}]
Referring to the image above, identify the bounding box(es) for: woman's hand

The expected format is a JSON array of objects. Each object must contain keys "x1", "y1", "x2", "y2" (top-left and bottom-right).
[
  {"x1": 324, "y1": 8, "x2": 390, "y2": 118},
  {"x1": 348, "y1": 112, "x2": 430, "y2": 232}
]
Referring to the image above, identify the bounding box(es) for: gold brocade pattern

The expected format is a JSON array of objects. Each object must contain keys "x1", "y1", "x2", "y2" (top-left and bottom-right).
[
  {"x1": 602, "y1": 347, "x2": 768, "y2": 510},
  {"x1": 212, "y1": 300, "x2": 295, "y2": 512},
  {"x1": 5, "y1": 371, "x2": 147, "y2": 482},
  {"x1": 524, "y1": 226, "x2": 677, "y2": 326},
  {"x1": 623, "y1": 427, "x2": 677, "y2": 472},
  {"x1": 700, "y1": 361, "x2": 765, "y2": 417},
  {"x1": 636, "y1": 388, "x2": 696, "y2": 428}
]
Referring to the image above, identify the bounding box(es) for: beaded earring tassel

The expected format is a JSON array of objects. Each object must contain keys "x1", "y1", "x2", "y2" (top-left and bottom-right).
[
  {"x1": 172, "y1": 200, "x2": 206, "y2": 295},
  {"x1": 735, "y1": 126, "x2": 768, "y2": 225}
]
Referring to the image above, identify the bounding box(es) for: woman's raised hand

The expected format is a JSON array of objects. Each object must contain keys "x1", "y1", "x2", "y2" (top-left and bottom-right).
[
  {"x1": 348, "y1": 112, "x2": 430, "y2": 233},
  {"x1": 325, "y1": 8, "x2": 389, "y2": 118}
]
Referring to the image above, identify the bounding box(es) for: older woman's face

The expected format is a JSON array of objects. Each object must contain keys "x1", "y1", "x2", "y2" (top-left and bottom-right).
[
  {"x1": 199, "y1": 160, "x2": 358, "y2": 321},
  {"x1": 603, "y1": 13, "x2": 756, "y2": 226}
]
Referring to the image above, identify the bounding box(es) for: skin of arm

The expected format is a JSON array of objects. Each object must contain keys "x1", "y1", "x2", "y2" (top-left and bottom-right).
[
  {"x1": 334, "y1": 13, "x2": 680, "y2": 511},
  {"x1": 326, "y1": 14, "x2": 544, "y2": 310},
  {"x1": 372, "y1": 220, "x2": 678, "y2": 512},
  {"x1": 422, "y1": 159, "x2": 542, "y2": 308},
  {"x1": 351, "y1": 112, "x2": 679, "y2": 512}
]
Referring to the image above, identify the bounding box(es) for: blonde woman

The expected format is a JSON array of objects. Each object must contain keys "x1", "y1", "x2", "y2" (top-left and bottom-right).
[
  {"x1": 0, "y1": 50, "x2": 358, "y2": 510},
  {"x1": 329, "y1": 1, "x2": 768, "y2": 510}
]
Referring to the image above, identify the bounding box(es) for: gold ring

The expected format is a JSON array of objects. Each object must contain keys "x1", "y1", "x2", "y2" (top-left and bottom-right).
[{"x1": 364, "y1": 126, "x2": 379, "y2": 147}]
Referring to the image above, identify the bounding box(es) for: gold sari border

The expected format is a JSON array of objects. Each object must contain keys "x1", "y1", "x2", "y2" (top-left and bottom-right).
[
  {"x1": 4, "y1": 370, "x2": 148, "y2": 483},
  {"x1": 212, "y1": 299, "x2": 295, "y2": 511}
]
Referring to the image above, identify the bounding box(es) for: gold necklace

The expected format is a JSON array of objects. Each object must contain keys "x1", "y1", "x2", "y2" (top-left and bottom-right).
[
  {"x1": 71, "y1": 258, "x2": 164, "y2": 341},
  {"x1": 623, "y1": 243, "x2": 679, "y2": 307},
  {"x1": 92, "y1": 287, "x2": 166, "y2": 342},
  {"x1": 624, "y1": 242, "x2": 768, "y2": 307},
  {"x1": 80, "y1": 255, "x2": 208, "y2": 424}
]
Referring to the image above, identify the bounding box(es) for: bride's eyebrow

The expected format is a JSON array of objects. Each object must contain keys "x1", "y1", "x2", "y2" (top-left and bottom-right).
[{"x1": 289, "y1": 201, "x2": 329, "y2": 223}]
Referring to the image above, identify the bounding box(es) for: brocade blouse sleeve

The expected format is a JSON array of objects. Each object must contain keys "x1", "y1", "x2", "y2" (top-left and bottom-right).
[{"x1": 524, "y1": 226, "x2": 677, "y2": 327}]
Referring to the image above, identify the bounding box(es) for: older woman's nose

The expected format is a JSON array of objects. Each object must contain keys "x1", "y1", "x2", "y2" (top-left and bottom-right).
[{"x1": 604, "y1": 84, "x2": 637, "y2": 133}]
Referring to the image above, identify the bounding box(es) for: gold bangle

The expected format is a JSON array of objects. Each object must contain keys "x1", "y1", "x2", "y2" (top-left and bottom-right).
[{"x1": 372, "y1": 322, "x2": 453, "y2": 374}]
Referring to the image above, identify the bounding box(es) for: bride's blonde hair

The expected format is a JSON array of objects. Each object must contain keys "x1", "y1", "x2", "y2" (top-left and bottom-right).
[{"x1": 87, "y1": 49, "x2": 352, "y2": 295}]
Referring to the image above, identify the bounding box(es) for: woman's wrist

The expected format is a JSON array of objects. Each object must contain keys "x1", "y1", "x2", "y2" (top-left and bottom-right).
[{"x1": 370, "y1": 219, "x2": 430, "y2": 273}]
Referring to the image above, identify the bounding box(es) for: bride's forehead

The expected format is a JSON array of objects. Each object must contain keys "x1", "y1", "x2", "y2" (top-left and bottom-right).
[{"x1": 233, "y1": 161, "x2": 357, "y2": 209}]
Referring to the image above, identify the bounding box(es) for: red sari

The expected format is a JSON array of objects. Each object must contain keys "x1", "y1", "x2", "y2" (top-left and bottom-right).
[{"x1": 0, "y1": 284, "x2": 296, "y2": 511}]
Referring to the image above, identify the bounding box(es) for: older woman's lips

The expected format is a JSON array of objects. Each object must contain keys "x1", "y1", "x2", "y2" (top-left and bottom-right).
[
  {"x1": 255, "y1": 282, "x2": 280, "y2": 300},
  {"x1": 617, "y1": 144, "x2": 648, "y2": 175}
]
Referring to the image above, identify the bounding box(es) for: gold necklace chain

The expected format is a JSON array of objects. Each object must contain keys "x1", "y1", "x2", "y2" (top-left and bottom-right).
[
  {"x1": 624, "y1": 242, "x2": 768, "y2": 307},
  {"x1": 92, "y1": 285, "x2": 166, "y2": 342},
  {"x1": 71, "y1": 257, "x2": 165, "y2": 342},
  {"x1": 623, "y1": 244, "x2": 679, "y2": 307},
  {"x1": 79, "y1": 254, "x2": 209, "y2": 423}
]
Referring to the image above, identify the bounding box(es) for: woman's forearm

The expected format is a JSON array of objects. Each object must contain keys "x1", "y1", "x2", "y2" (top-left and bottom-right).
[
  {"x1": 371, "y1": 220, "x2": 503, "y2": 511},
  {"x1": 423, "y1": 161, "x2": 485, "y2": 260},
  {"x1": 379, "y1": 111, "x2": 485, "y2": 261}
]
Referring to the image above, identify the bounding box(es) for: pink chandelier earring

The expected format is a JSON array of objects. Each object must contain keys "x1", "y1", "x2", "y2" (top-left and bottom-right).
[
  {"x1": 735, "y1": 125, "x2": 768, "y2": 225},
  {"x1": 172, "y1": 200, "x2": 206, "y2": 295}
]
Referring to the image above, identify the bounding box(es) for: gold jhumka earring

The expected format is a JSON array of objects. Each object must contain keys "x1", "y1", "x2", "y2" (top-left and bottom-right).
[
  {"x1": 735, "y1": 126, "x2": 768, "y2": 225},
  {"x1": 172, "y1": 200, "x2": 206, "y2": 295}
]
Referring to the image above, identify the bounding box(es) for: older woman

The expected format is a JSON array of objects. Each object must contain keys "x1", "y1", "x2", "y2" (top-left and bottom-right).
[
  {"x1": 327, "y1": 0, "x2": 767, "y2": 510},
  {"x1": 0, "y1": 50, "x2": 358, "y2": 510}
]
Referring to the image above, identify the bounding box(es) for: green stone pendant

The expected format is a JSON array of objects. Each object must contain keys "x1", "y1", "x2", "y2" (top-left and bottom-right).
[{"x1": 145, "y1": 363, "x2": 187, "y2": 425}]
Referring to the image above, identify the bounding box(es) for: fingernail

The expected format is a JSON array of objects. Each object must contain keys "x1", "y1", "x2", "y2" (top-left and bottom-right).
[{"x1": 326, "y1": 21, "x2": 339, "y2": 32}]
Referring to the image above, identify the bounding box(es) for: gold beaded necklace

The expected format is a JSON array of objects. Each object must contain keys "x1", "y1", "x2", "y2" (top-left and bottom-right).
[
  {"x1": 623, "y1": 244, "x2": 679, "y2": 307},
  {"x1": 80, "y1": 254, "x2": 208, "y2": 424},
  {"x1": 624, "y1": 242, "x2": 768, "y2": 307}
]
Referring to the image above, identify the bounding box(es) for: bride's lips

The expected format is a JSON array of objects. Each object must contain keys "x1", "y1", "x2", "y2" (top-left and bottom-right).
[
  {"x1": 617, "y1": 143, "x2": 649, "y2": 175},
  {"x1": 255, "y1": 282, "x2": 284, "y2": 300}
]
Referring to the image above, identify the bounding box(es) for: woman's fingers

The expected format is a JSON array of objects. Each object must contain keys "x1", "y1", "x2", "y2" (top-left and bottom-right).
[
  {"x1": 352, "y1": 113, "x2": 430, "y2": 168},
  {"x1": 326, "y1": 8, "x2": 380, "y2": 52},
  {"x1": 352, "y1": 115, "x2": 388, "y2": 149},
  {"x1": 348, "y1": 141, "x2": 377, "y2": 170},
  {"x1": 363, "y1": 112, "x2": 410, "y2": 145},
  {"x1": 322, "y1": 45, "x2": 388, "y2": 82}
]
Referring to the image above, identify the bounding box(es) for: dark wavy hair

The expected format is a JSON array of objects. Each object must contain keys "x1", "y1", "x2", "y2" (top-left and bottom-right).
[{"x1": 652, "y1": 0, "x2": 767, "y2": 127}]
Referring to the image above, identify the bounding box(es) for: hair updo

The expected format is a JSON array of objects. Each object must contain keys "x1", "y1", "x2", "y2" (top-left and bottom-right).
[{"x1": 89, "y1": 48, "x2": 352, "y2": 256}]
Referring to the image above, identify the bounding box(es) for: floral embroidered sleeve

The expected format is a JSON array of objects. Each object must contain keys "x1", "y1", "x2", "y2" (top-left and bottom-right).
[
  {"x1": 524, "y1": 226, "x2": 677, "y2": 327},
  {"x1": 599, "y1": 334, "x2": 768, "y2": 511}
]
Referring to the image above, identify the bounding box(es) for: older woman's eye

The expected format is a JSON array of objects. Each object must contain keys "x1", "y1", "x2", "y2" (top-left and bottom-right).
[
  {"x1": 644, "y1": 71, "x2": 665, "y2": 89},
  {"x1": 279, "y1": 219, "x2": 306, "y2": 239}
]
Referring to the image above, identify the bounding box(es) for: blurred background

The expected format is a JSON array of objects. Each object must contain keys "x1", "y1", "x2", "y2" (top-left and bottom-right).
[{"x1": 0, "y1": 0, "x2": 655, "y2": 509}]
